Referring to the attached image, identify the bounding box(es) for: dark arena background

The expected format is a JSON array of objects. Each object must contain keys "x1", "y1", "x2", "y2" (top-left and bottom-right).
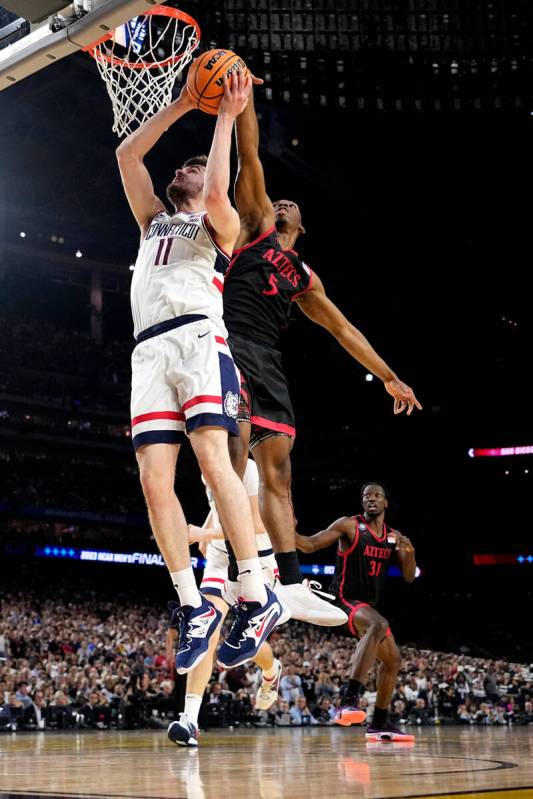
[{"x1": 0, "y1": 2, "x2": 532, "y2": 798}]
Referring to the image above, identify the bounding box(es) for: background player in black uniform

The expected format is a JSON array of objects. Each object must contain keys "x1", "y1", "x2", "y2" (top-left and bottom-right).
[
  {"x1": 295, "y1": 482, "x2": 417, "y2": 741},
  {"x1": 223, "y1": 84, "x2": 422, "y2": 627}
]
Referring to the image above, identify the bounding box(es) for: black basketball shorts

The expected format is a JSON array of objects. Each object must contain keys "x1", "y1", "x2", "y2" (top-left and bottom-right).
[{"x1": 228, "y1": 333, "x2": 296, "y2": 448}]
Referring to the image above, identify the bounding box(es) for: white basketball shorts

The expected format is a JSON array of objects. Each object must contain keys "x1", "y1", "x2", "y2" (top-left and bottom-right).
[
  {"x1": 201, "y1": 541, "x2": 278, "y2": 605},
  {"x1": 130, "y1": 317, "x2": 240, "y2": 450}
]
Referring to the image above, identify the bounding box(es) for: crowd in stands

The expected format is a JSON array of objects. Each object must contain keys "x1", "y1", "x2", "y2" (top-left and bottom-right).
[
  {"x1": 0, "y1": 317, "x2": 130, "y2": 412},
  {"x1": 1, "y1": 592, "x2": 532, "y2": 732},
  {"x1": 0, "y1": 449, "x2": 143, "y2": 517},
  {"x1": 0, "y1": 408, "x2": 131, "y2": 444}
]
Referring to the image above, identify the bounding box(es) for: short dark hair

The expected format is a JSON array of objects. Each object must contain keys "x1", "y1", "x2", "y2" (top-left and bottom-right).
[
  {"x1": 181, "y1": 154, "x2": 208, "y2": 169},
  {"x1": 361, "y1": 481, "x2": 388, "y2": 500}
]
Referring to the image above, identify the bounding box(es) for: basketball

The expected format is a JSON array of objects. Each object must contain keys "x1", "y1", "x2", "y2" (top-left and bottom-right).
[{"x1": 186, "y1": 49, "x2": 249, "y2": 115}]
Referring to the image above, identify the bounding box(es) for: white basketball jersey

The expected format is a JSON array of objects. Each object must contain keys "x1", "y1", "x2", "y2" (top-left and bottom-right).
[
  {"x1": 130, "y1": 209, "x2": 229, "y2": 338},
  {"x1": 205, "y1": 459, "x2": 272, "y2": 554}
]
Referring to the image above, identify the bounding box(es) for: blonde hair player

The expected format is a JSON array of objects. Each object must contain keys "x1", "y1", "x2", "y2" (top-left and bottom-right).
[
  {"x1": 167, "y1": 458, "x2": 284, "y2": 746},
  {"x1": 116, "y1": 67, "x2": 285, "y2": 676}
]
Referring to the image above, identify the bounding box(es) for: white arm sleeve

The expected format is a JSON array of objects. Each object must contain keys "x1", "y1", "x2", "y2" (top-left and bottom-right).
[{"x1": 242, "y1": 459, "x2": 259, "y2": 498}]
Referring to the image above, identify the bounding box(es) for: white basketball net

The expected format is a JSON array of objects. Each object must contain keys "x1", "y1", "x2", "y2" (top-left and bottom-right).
[{"x1": 89, "y1": 11, "x2": 200, "y2": 137}]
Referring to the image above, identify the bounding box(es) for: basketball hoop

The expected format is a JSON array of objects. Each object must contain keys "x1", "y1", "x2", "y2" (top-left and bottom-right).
[{"x1": 86, "y1": 6, "x2": 200, "y2": 137}]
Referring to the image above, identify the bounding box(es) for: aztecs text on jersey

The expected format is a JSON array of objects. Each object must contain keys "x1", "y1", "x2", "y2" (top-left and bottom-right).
[
  {"x1": 223, "y1": 226, "x2": 313, "y2": 347},
  {"x1": 130, "y1": 210, "x2": 229, "y2": 338},
  {"x1": 330, "y1": 515, "x2": 396, "y2": 607}
]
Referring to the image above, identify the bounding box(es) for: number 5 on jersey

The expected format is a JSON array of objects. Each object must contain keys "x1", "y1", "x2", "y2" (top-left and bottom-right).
[{"x1": 262, "y1": 274, "x2": 279, "y2": 296}]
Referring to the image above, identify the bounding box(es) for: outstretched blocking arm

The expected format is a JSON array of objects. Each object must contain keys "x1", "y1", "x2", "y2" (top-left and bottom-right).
[
  {"x1": 233, "y1": 84, "x2": 275, "y2": 244},
  {"x1": 203, "y1": 72, "x2": 249, "y2": 254},
  {"x1": 296, "y1": 272, "x2": 422, "y2": 415},
  {"x1": 188, "y1": 495, "x2": 265, "y2": 545},
  {"x1": 295, "y1": 517, "x2": 354, "y2": 554},
  {"x1": 116, "y1": 87, "x2": 194, "y2": 234}
]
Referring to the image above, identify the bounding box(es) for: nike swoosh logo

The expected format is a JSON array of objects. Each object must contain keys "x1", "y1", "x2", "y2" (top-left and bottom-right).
[
  {"x1": 238, "y1": 569, "x2": 252, "y2": 577},
  {"x1": 255, "y1": 603, "x2": 280, "y2": 638},
  {"x1": 198, "y1": 607, "x2": 216, "y2": 619},
  {"x1": 198, "y1": 332, "x2": 210, "y2": 339}
]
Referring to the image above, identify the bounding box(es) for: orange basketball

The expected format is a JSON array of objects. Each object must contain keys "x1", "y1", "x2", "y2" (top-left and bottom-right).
[{"x1": 186, "y1": 48, "x2": 249, "y2": 115}]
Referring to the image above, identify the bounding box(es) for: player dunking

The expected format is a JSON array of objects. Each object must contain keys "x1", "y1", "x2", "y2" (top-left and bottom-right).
[
  {"x1": 296, "y1": 482, "x2": 417, "y2": 741},
  {"x1": 222, "y1": 84, "x2": 422, "y2": 628},
  {"x1": 167, "y1": 459, "x2": 283, "y2": 746},
  {"x1": 116, "y1": 71, "x2": 284, "y2": 675}
]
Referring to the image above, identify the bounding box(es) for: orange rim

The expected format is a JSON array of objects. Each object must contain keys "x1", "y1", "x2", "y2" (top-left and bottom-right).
[{"x1": 85, "y1": 5, "x2": 201, "y2": 70}]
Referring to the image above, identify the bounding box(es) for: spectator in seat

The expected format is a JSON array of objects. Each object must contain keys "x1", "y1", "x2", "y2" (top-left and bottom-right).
[
  {"x1": 23, "y1": 690, "x2": 48, "y2": 729},
  {"x1": 274, "y1": 699, "x2": 291, "y2": 727},
  {"x1": 314, "y1": 671, "x2": 336, "y2": 701},
  {"x1": 390, "y1": 699, "x2": 407, "y2": 725},
  {"x1": 80, "y1": 690, "x2": 111, "y2": 729},
  {"x1": 521, "y1": 700, "x2": 533, "y2": 725},
  {"x1": 312, "y1": 696, "x2": 335, "y2": 724},
  {"x1": 299, "y1": 662, "x2": 316, "y2": 705},
  {"x1": 232, "y1": 688, "x2": 256, "y2": 726},
  {"x1": 206, "y1": 682, "x2": 231, "y2": 728},
  {"x1": 289, "y1": 695, "x2": 317, "y2": 726},
  {"x1": 280, "y1": 665, "x2": 303, "y2": 704},
  {"x1": 410, "y1": 697, "x2": 429, "y2": 725},
  {"x1": 15, "y1": 681, "x2": 32, "y2": 710},
  {"x1": 456, "y1": 703, "x2": 472, "y2": 724}
]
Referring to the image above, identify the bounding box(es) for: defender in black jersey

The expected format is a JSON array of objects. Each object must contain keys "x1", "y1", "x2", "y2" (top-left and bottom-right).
[
  {"x1": 225, "y1": 85, "x2": 422, "y2": 628},
  {"x1": 296, "y1": 482, "x2": 417, "y2": 741}
]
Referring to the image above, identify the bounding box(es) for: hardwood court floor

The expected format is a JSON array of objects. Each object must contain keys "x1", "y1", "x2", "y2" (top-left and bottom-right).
[{"x1": 1, "y1": 726, "x2": 532, "y2": 799}]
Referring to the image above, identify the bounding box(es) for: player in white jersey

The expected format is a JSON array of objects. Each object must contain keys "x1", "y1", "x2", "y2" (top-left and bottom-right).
[
  {"x1": 168, "y1": 459, "x2": 285, "y2": 747},
  {"x1": 116, "y1": 69, "x2": 285, "y2": 676}
]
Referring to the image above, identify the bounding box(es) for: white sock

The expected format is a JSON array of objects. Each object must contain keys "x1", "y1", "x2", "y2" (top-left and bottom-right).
[
  {"x1": 262, "y1": 662, "x2": 278, "y2": 681},
  {"x1": 171, "y1": 567, "x2": 202, "y2": 608},
  {"x1": 183, "y1": 693, "x2": 202, "y2": 727},
  {"x1": 237, "y1": 558, "x2": 267, "y2": 605}
]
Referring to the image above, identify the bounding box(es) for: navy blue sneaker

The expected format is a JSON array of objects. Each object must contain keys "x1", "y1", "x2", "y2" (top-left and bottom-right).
[
  {"x1": 217, "y1": 586, "x2": 285, "y2": 669},
  {"x1": 174, "y1": 595, "x2": 222, "y2": 675},
  {"x1": 168, "y1": 716, "x2": 199, "y2": 747}
]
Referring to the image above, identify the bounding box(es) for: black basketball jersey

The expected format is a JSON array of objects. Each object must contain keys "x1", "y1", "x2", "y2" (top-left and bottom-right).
[
  {"x1": 330, "y1": 515, "x2": 396, "y2": 607},
  {"x1": 223, "y1": 226, "x2": 313, "y2": 347}
]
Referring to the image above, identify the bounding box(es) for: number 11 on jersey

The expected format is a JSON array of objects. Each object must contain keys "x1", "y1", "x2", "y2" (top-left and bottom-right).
[{"x1": 154, "y1": 237, "x2": 173, "y2": 266}]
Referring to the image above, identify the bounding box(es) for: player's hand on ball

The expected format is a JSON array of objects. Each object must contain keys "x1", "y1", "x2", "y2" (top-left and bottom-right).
[
  {"x1": 219, "y1": 69, "x2": 252, "y2": 117},
  {"x1": 384, "y1": 378, "x2": 422, "y2": 416}
]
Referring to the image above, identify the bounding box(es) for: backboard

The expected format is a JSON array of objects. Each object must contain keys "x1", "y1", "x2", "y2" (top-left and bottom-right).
[{"x1": 0, "y1": 0, "x2": 166, "y2": 91}]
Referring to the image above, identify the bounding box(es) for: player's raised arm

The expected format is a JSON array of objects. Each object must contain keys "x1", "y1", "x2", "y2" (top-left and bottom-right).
[
  {"x1": 188, "y1": 494, "x2": 265, "y2": 545},
  {"x1": 296, "y1": 272, "x2": 422, "y2": 416},
  {"x1": 203, "y1": 71, "x2": 249, "y2": 254},
  {"x1": 391, "y1": 531, "x2": 417, "y2": 582},
  {"x1": 115, "y1": 86, "x2": 194, "y2": 234},
  {"x1": 295, "y1": 517, "x2": 354, "y2": 554},
  {"x1": 233, "y1": 80, "x2": 275, "y2": 242}
]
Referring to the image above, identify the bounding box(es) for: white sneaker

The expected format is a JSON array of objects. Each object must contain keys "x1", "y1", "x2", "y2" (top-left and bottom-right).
[
  {"x1": 255, "y1": 659, "x2": 282, "y2": 710},
  {"x1": 274, "y1": 579, "x2": 348, "y2": 626}
]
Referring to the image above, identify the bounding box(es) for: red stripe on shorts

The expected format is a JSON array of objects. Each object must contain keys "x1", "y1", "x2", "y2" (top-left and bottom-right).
[
  {"x1": 212, "y1": 276, "x2": 224, "y2": 293},
  {"x1": 131, "y1": 411, "x2": 185, "y2": 427},
  {"x1": 340, "y1": 598, "x2": 370, "y2": 637},
  {"x1": 215, "y1": 336, "x2": 227, "y2": 345},
  {"x1": 182, "y1": 395, "x2": 222, "y2": 412},
  {"x1": 250, "y1": 416, "x2": 296, "y2": 437}
]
